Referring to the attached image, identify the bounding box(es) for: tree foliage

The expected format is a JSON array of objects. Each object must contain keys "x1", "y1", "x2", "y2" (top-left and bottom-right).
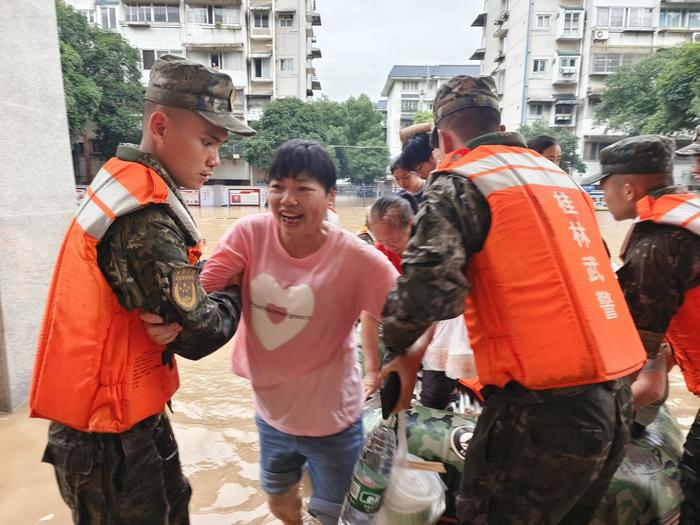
[
  {"x1": 242, "y1": 95, "x2": 388, "y2": 184},
  {"x1": 517, "y1": 120, "x2": 586, "y2": 173},
  {"x1": 56, "y1": 1, "x2": 143, "y2": 154},
  {"x1": 595, "y1": 44, "x2": 700, "y2": 135},
  {"x1": 412, "y1": 110, "x2": 433, "y2": 124}
]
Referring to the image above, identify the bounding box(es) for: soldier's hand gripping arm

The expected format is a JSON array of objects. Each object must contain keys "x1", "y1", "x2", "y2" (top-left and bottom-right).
[
  {"x1": 97, "y1": 205, "x2": 242, "y2": 360},
  {"x1": 381, "y1": 173, "x2": 490, "y2": 354}
]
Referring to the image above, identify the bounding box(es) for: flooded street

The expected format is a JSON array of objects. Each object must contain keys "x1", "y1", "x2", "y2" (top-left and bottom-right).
[{"x1": 1, "y1": 204, "x2": 697, "y2": 524}]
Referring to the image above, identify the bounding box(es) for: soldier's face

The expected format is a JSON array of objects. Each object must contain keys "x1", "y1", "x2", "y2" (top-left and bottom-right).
[
  {"x1": 156, "y1": 110, "x2": 228, "y2": 190},
  {"x1": 601, "y1": 176, "x2": 637, "y2": 221},
  {"x1": 267, "y1": 174, "x2": 335, "y2": 238}
]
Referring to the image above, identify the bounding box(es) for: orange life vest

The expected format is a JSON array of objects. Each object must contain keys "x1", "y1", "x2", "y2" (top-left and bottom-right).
[
  {"x1": 628, "y1": 192, "x2": 700, "y2": 395},
  {"x1": 444, "y1": 145, "x2": 645, "y2": 389},
  {"x1": 30, "y1": 157, "x2": 203, "y2": 433}
]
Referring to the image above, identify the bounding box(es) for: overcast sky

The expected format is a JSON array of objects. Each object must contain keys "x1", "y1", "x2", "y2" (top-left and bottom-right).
[{"x1": 313, "y1": 0, "x2": 484, "y2": 101}]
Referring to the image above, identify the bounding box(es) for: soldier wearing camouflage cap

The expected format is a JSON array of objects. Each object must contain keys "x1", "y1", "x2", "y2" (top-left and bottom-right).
[
  {"x1": 594, "y1": 135, "x2": 700, "y2": 525},
  {"x1": 676, "y1": 125, "x2": 700, "y2": 185},
  {"x1": 31, "y1": 55, "x2": 250, "y2": 523},
  {"x1": 381, "y1": 75, "x2": 645, "y2": 524}
]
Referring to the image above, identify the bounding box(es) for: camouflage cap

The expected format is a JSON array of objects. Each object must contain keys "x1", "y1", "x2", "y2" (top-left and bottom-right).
[
  {"x1": 675, "y1": 125, "x2": 700, "y2": 156},
  {"x1": 145, "y1": 55, "x2": 255, "y2": 136},
  {"x1": 580, "y1": 134, "x2": 675, "y2": 185},
  {"x1": 433, "y1": 75, "x2": 500, "y2": 123}
]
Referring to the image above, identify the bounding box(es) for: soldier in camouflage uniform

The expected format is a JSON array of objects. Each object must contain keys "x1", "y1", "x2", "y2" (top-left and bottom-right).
[
  {"x1": 380, "y1": 76, "x2": 643, "y2": 524},
  {"x1": 39, "y1": 56, "x2": 254, "y2": 524},
  {"x1": 583, "y1": 135, "x2": 700, "y2": 525}
]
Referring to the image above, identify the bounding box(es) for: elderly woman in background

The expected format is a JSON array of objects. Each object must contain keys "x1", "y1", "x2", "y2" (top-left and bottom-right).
[{"x1": 361, "y1": 195, "x2": 473, "y2": 409}]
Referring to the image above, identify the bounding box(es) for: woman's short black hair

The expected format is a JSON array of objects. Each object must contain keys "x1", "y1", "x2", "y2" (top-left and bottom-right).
[
  {"x1": 401, "y1": 132, "x2": 433, "y2": 171},
  {"x1": 267, "y1": 139, "x2": 336, "y2": 193},
  {"x1": 390, "y1": 154, "x2": 404, "y2": 174},
  {"x1": 527, "y1": 134, "x2": 559, "y2": 154}
]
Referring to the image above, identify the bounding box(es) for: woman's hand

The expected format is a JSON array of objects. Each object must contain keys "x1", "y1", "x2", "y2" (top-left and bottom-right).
[
  {"x1": 139, "y1": 312, "x2": 182, "y2": 345},
  {"x1": 363, "y1": 370, "x2": 382, "y2": 400}
]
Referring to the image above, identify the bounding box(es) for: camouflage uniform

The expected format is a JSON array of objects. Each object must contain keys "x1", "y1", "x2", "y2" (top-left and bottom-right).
[
  {"x1": 583, "y1": 135, "x2": 700, "y2": 525},
  {"x1": 42, "y1": 56, "x2": 253, "y2": 525},
  {"x1": 381, "y1": 75, "x2": 635, "y2": 525}
]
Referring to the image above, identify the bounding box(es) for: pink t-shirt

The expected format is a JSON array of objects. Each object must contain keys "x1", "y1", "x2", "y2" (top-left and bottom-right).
[{"x1": 200, "y1": 213, "x2": 399, "y2": 436}]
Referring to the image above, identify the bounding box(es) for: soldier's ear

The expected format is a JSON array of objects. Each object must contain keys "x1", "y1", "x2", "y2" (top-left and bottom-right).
[{"x1": 148, "y1": 110, "x2": 168, "y2": 145}]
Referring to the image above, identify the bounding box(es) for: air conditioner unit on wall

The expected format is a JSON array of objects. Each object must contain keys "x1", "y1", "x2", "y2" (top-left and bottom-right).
[
  {"x1": 693, "y1": 32, "x2": 700, "y2": 43},
  {"x1": 593, "y1": 29, "x2": 609, "y2": 41}
]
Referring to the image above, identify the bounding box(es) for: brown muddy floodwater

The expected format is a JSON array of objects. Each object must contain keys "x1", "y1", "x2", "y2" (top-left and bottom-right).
[{"x1": 1, "y1": 203, "x2": 697, "y2": 524}]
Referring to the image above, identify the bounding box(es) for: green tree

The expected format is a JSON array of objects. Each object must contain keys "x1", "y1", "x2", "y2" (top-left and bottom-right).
[
  {"x1": 517, "y1": 120, "x2": 586, "y2": 173},
  {"x1": 56, "y1": 1, "x2": 143, "y2": 154},
  {"x1": 241, "y1": 98, "x2": 326, "y2": 170},
  {"x1": 595, "y1": 44, "x2": 700, "y2": 135},
  {"x1": 242, "y1": 95, "x2": 389, "y2": 184},
  {"x1": 412, "y1": 110, "x2": 433, "y2": 124},
  {"x1": 333, "y1": 96, "x2": 388, "y2": 184}
]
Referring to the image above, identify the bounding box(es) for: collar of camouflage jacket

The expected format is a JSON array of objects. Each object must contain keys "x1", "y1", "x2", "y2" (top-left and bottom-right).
[
  {"x1": 116, "y1": 144, "x2": 190, "y2": 203},
  {"x1": 647, "y1": 185, "x2": 689, "y2": 199},
  {"x1": 466, "y1": 131, "x2": 528, "y2": 150}
]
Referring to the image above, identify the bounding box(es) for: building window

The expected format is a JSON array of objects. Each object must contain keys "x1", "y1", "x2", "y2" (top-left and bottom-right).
[
  {"x1": 627, "y1": 8, "x2": 653, "y2": 28},
  {"x1": 586, "y1": 142, "x2": 615, "y2": 161},
  {"x1": 690, "y1": 11, "x2": 700, "y2": 28},
  {"x1": 532, "y1": 59, "x2": 547, "y2": 73},
  {"x1": 142, "y1": 49, "x2": 184, "y2": 70},
  {"x1": 186, "y1": 5, "x2": 239, "y2": 25},
  {"x1": 80, "y1": 9, "x2": 95, "y2": 24},
  {"x1": 402, "y1": 81, "x2": 419, "y2": 91},
  {"x1": 596, "y1": 7, "x2": 625, "y2": 28},
  {"x1": 279, "y1": 14, "x2": 294, "y2": 27},
  {"x1": 560, "y1": 56, "x2": 578, "y2": 71},
  {"x1": 126, "y1": 3, "x2": 180, "y2": 23},
  {"x1": 401, "y1": 99, "x2": 419, "y2": 111},
  {"x1": 554, "y1": 104, "x2": 575, "y2": 124},
  {"x1": 425, "y1": 101, "x2": 434, "y2": 110},
  {"x1": 587, "y1": 99, "x2": 601, "y2": 117},
  {"x1": 591, "y1": 53, "x2": 648, "y2": 74},
  {"x1": 529, "y1": 103, "x2": 545, "y2": 117},
  {"x1": 253, "y1": 57, "x2": 271, "y2": 78},
  {"x1": 400, "y1": 118, "x2": 413, "y2": 129},
  {"x1": 254, "y1": 12, "x2": 269, "y2": 28},
  {"x1": 660, "y1": 9, "x2": 700, "y2": 28},
  {"x1": 100, "y1": 6, "x2": 117, "y2": 29},
  {"x1": 280, "y1": 58, "x2": 294, "y2": 71},
  {"x1": 535, "y1": 14, "x2": 550, "y2": 30},
  {"x1": 563, "y1": 11, "x2": 581, "y2": 32}
]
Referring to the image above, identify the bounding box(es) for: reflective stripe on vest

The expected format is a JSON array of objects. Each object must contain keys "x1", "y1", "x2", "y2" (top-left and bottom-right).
[
  {"x1": 76, "y1": 165, "x2": 201, "y2": 244},
  {"x1": 447, "y1": 144, "x2": 645, "y2": 389}
]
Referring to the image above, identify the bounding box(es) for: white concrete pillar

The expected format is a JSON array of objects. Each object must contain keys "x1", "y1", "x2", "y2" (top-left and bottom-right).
[{"x1": 0, "y1": 0, "x2": 76, "y2": 411}]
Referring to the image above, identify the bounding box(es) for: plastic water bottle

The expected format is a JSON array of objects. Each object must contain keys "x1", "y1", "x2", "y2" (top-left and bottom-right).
[{"x1": 338, "y1": 422, "x2": 396, "y2": 524}]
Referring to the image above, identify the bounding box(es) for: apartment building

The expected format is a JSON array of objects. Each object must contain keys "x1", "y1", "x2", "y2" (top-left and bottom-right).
[
  {"x1": 470, "y1": 0, "x2": 698, "y2": 180},
  {"x1": 378, "y1": 65, "x2": 480, "y2": 157},
  {"x1": 66, "y1": 0, "x2": 322, "y2": 184}
]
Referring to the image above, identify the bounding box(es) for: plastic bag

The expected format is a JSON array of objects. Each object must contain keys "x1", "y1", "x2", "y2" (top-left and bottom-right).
[
  {"x1": 422, "y1": 315, "x2": 476, "y2": 380},
  {"x1": 376, "y1": 412, "x2": 446, "y2": 525}
]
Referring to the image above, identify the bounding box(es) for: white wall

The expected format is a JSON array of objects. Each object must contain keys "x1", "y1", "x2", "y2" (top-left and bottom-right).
[{"x1": 0, "y1": 0, "x2": 77, "y2": 411}]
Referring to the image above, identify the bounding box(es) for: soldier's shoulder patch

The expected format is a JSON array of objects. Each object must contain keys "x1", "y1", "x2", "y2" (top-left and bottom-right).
[{"x1": 171, "y1": 265, "x2": 200, "y2": 312}]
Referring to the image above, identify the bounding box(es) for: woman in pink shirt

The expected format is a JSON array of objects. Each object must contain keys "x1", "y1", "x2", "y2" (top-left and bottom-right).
[{"x1": 195, "y1": 140, "x2": 397, "y2": 524}]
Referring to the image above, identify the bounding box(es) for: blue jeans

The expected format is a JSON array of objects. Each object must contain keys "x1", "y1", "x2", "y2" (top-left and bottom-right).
[{"x1": 255, "y1": 414, "x2": 363, "y2": 525}]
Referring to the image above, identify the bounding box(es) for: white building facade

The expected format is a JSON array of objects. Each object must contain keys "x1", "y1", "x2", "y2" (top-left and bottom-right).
[
  {"x1": 378, "y1": 65, "x2": 480, "y2": 158},
  {"x1": 470, "y1": 0, "x2": 699, "y2": 180},
  {"x1": 66, "y1": 0, "x2": 322, "y2": 185}
]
